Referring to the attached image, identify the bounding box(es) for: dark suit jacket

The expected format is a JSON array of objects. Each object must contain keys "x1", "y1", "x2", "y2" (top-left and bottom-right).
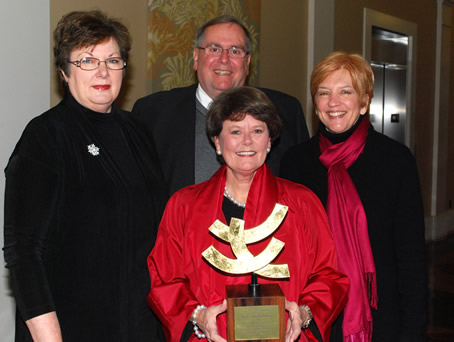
[{"x1": 132, "y1": 83, "x2": 309, "y2": 195}]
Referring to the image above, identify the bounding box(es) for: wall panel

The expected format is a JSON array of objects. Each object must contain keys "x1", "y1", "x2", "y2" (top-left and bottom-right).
[{"x1": 0, "y1": 1, "x2": 51, "y2": 339}]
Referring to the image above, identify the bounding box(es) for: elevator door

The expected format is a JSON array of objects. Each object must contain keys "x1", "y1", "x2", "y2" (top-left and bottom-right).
[
  {"x1": 369, "y1": 27, "x2": 409, "y2": 145},
  {"x1": 370, "y1": 63, "x2": 407, "y2": 145}
]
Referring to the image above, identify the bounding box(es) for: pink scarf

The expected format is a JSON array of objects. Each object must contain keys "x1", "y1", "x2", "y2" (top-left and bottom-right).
[{"x1": 319, "y1": 117, "x2": 377, "y2": 341}]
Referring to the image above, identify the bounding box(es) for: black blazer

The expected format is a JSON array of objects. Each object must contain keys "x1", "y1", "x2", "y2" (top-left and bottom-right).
[{"x1": 133, "y1": 83, "x2": 309, "y2": 195}]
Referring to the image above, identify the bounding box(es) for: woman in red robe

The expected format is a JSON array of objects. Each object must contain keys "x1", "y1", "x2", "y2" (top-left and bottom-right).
[{"x1": 147, "y1": 87, "x2": 349, "y2": 342}]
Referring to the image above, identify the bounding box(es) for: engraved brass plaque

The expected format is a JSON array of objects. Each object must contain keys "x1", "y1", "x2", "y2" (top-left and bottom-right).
[
  {"x1": 234, "y1": 305, "x2": 279, "y2": 340},
  {"x1": 226, "y1": 284, "x2": 285, "y2": 342}
]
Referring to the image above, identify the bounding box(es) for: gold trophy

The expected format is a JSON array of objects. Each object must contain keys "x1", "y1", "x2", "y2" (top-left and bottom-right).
[{"x1": 202, "y1": 203, "x2": 289, "y2": 342}]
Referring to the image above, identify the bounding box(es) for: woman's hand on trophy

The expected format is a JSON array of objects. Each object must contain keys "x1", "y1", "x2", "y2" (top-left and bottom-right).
[
  {"x1": 285, "y1": 299, "x2": 304, "y2": 341},
  {"x1": 195, "y1": 299, "x2": 228, "y2": 342}
]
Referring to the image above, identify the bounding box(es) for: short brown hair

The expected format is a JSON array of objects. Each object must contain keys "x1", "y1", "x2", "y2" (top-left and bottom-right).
[
  {"x1": 53, "y1": 10, "x2": 131, "y2": 75},
  {"x1": 310, "y1": 51, "x2": 374, "y2": 108},
  {"x1": 206, "y1": 87, "x2": 281, "y2": 142}
]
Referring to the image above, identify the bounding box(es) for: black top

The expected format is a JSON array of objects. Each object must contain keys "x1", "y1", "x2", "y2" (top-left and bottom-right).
[
  {"x1": 222, "y1": 195, "x2": 245, "y2": 224},
  {"x1": 3, "y1": 93, "x2": 168, "y2": 341},
  {"x1": 280, "y1": 122, "x2": 428, "y2": 342}
]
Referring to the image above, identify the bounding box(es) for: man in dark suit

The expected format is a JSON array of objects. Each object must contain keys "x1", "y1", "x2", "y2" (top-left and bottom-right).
[{"x1": 133, "y1": 15, "x2": 309, "y2": 195}]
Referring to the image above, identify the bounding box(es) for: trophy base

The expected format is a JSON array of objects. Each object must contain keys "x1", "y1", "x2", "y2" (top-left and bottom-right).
[{"x1": 226, "y1": 284, "x2": 285, "y2": 342}]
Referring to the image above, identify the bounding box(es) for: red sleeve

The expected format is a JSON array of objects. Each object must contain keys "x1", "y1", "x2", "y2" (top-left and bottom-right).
[{"x1": 147, "y1": 192, "x2": 198, "y2": 342}]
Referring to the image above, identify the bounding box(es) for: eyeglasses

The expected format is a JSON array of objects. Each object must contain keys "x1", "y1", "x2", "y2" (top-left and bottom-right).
[
  {"x1": 68, "y1": 57, "x2": 126, "y2": 71},
  {"x1": 197, "y1": 44, "x2": 249, "y2": 58}
]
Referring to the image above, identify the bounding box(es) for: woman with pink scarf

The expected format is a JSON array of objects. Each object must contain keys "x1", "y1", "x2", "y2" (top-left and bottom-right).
[{"x1": 281, "y1": 52, "x2": 427, "y2": 342}]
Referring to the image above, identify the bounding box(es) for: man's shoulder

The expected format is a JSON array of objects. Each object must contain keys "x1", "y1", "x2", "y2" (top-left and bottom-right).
[
  {"x1": 256, "y1": 87, "x2": 303, "y2": 114},
  {"x1": 134, "y1": 84, "x2": 197, "y2": 107},
  {"x1": 132, "y1": 84, "x2": 197, "y2": 121},
  {"x1": 257, "y1": 87, "x2": 300, "y2": 103}
]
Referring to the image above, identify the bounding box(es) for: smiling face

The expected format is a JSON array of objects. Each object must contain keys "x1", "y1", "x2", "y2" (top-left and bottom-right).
[
  {"x1": 62, "y1": 38, "x2": 123, "y2": 113},
  {"x1": 315, "y1": 68, "x2": 369, "y2": 134},
  {"x1": 193, "y1": 23, "x2": 251, "y2": 100},
  {"x1": 214, "y1": 114, "x2": 271, "y2": 178}
]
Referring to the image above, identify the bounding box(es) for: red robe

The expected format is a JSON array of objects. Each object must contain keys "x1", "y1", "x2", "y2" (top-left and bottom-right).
[{"x1": 148, "y1": 165, "x2": 349, "y2": 341}]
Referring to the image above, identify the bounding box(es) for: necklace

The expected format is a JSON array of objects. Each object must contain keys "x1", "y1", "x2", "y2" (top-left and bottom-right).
[{"x1": 224, "y1": 186, "x2": 246, "y2": 208}]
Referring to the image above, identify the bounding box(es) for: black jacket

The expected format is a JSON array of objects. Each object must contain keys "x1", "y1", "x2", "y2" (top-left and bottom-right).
[{"x1": 280, "y1": 126, "x2": 428, "y2": 342}]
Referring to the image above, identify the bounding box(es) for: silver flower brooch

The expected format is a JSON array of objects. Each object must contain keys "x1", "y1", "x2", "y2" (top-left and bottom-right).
[{"x1": 87, "y1": 144, "x2": 100, "y2": 156}]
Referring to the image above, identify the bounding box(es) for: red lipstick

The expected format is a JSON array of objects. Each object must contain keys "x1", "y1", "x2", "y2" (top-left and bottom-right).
[{"x1": 93, "y1": 85, "x2": 111, "y2": 91}]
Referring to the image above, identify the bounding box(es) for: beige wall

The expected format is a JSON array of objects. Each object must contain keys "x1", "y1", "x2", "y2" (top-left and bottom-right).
[
  {"x1": 259, "y1": 0, "x2": 308, "y2": 108},
  {"x1": 50, "y1": 0, "x2": 148, "y2": 111},
  {"x1": 436, "y1": 3, "x2": 452, "y2": 214},
  {"x1": 450, "y1": 7, "x2": 454, "y2": 212}
]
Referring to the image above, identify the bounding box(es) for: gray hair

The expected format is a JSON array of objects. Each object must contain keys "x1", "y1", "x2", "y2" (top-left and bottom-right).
[{"x1": 195, "y1": 15, "x2": 252, "y2": 53}]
